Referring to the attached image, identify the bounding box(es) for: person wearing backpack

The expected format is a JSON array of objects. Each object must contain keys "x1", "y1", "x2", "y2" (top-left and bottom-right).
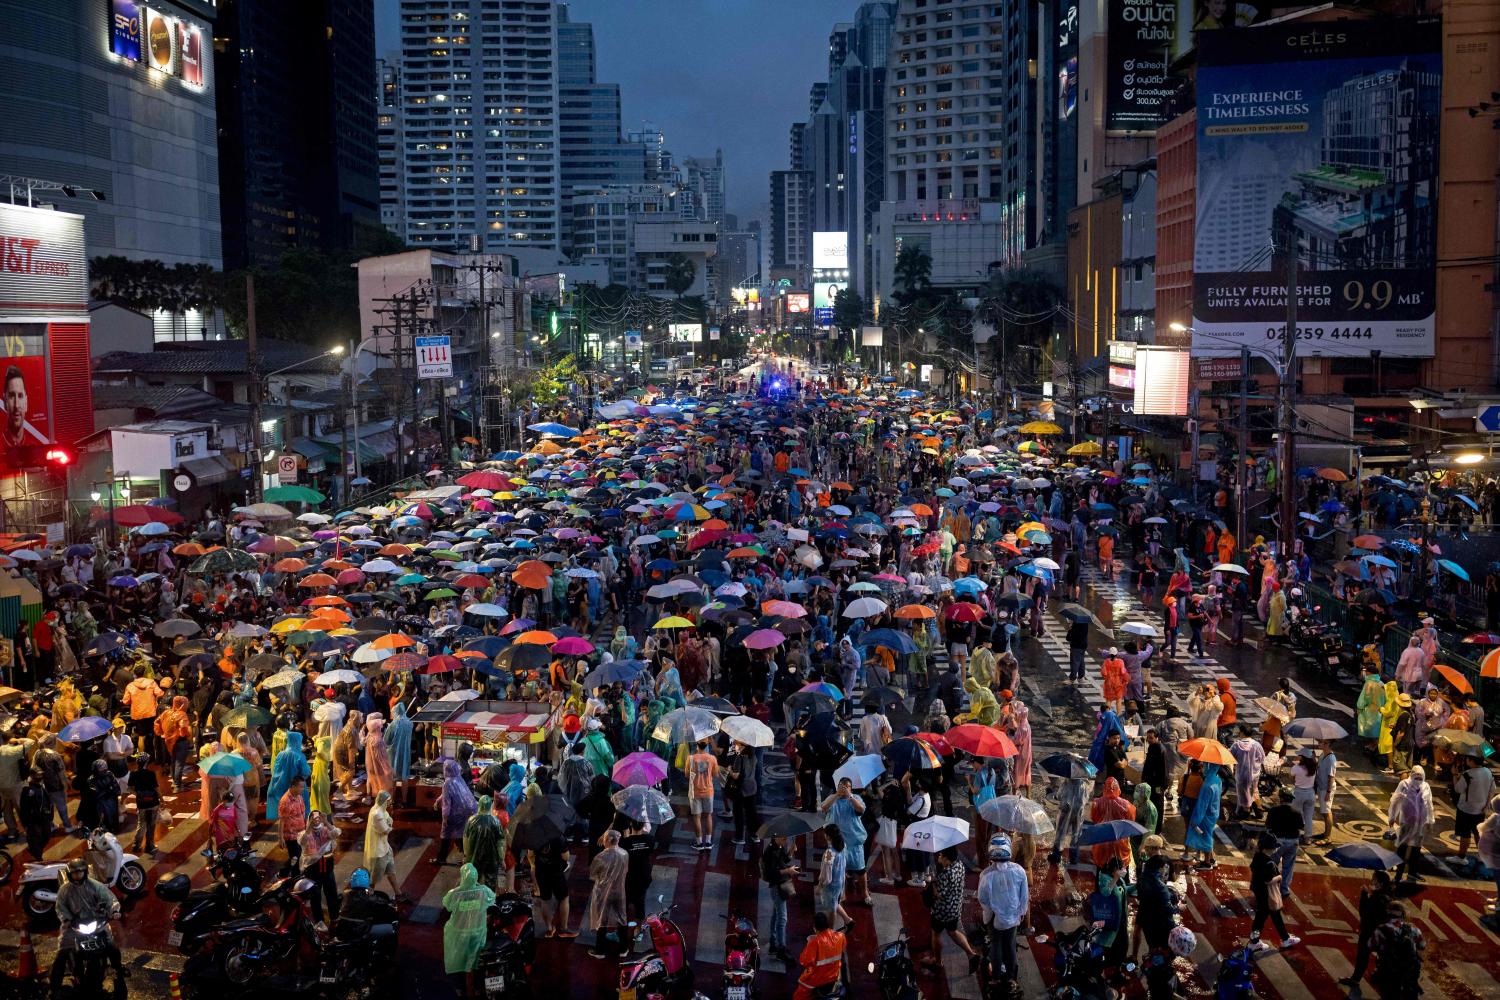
[{"x1": 1370, "y1": 904, "x2": 1424, "y2": 1000}]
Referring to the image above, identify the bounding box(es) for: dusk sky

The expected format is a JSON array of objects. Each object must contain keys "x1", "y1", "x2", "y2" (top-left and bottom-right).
[{"x1": 375, "y1": 0, "x2": 860, "y2": 228}]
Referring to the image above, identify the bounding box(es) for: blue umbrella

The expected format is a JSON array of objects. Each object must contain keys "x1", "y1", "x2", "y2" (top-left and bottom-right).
[
  {"x1": 1077, "y1": 819, "x2": 1148, "y2": 846},
  {"x1": 1453, "y1": 494, "x2": 1480, "y2": 512},
  {"x1": 199, "y1": 752, "x2": 254, "y2": 778},
  {"x1": 1438, "y1": 559, "x2": 1470, "y2": 582},
  {"x1": 1328, "y1": 842, "x2": 1402, "y2": 870},
  {"x1": 108, "y1": 575, "x2": 139, "y2": 588},
  {"x1": 953, "y1": 577, "x2": 986, "y2": 595},
  {"x1": 58, "y1": 716, "x2": 113, "y2": 743},
  {"x1": 584, "y1": 659, "x2": 645, "y2": 689},
  {"x1": 527, "y1": 422, "x2": 579, "y2": 438},
  {"x1": 1284, "y1": 718, "x2": 1348, "y2": 741},
  {"x1": 861, "y1": 628, "x2": 919, "y2": 655},
  {"x1": 1362, "y1": 554, "x2": 1399, "y2": 569},
  {"x1": 63, "y1": 543, "x2": 95, "y2": 559}
]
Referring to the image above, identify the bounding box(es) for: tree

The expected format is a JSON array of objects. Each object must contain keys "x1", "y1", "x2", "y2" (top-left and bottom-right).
[
  {"x1": 662, "y1": 253, "x2": 697, "y2": 298},
  {"x1": 979, "y1": 267, "x2": 1062, "y2": 388},
  {"x1": 525, "y1": 353, "x2": 577, "y2": 408},
  {"x1": 832, "y1": 287, "x2": 864, "y2": 336},
  {"x1": 892, "y1": 243, "x2": 933, "y2": 308}
]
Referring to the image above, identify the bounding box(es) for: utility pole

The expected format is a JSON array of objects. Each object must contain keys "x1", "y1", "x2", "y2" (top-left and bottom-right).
[
  {"x1": 1237, "y1": 344, "x2": 1250, "y2": 556},
  {"x1": 1276, "y1": 240, "x2": 1299, "y2": 561},
  {"x1": 246, "y1": 274, "x2": 261, "y2": 503},
  {"x1": 340, "y1": 349, "x2": 351, "y2": 504}
]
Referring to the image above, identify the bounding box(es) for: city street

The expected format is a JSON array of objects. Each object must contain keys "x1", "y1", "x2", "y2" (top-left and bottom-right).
[{"x1": 4, "y1": 563, "x2": 1496, "y2": 1000}]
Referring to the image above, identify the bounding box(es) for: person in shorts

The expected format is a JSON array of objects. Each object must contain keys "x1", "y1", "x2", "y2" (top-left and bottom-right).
[
  {"x1": 923, "y1": 846, "x2": 981, "y2": 973},
  {"x1": 531, "y1": 835, "x2": 576, "y2": 938},
  {"x1": 687, "y1": 740, "x2": 719, "y2": 850}
]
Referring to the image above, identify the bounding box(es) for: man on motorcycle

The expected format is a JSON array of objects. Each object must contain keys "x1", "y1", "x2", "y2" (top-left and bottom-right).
[
  {"x1": 794, "y1": 911, "x2": 846, "y2": 999},
  {"x1": 52, "y1": 857, "x2": 126, "y2": 993}
]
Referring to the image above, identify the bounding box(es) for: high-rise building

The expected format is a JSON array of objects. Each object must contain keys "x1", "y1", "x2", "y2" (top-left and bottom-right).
[
  {"x1": 377, "y1": 58, "x2": 406, "y2": 240},
  {"x1": 393, "y1": 0, "x2": 561, "y2": 252},
  {"x1": 680, "y1": 151, "x2": 726, "y2": 225},
  {"x1": 714, "y1": 229, "x2": 760, "y2": 305},
  {"x1": 0, "y1": 0, "x2": 221, "y2": 267},
  {"x1": 214, "y1": 0, "x2": 381, "y2": 270},
  {"x1": 770, "y1": 170, "x2": 811, "y2": 279}
]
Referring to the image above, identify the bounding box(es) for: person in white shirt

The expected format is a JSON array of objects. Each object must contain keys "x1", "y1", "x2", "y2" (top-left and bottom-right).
[
  {"x1": 858, "y1": 711, "x2": 891, "y2": 757},
  {"x1": 978, "y1": 834, "x2": 1029, "y2": 991}
]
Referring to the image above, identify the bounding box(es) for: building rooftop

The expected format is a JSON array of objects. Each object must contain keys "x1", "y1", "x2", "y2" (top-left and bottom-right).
[{"x1": 94, "y1": 338, "x2": 343, "y2": 377}]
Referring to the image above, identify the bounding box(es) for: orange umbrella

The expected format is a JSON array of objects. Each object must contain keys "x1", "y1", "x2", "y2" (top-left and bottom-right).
[
  {"x1": 727, "y1": 546, "x2": 761, "y2": 559},
  {"x1": 894, "y1": 604, "x2": 937, "y2": 620},
  {"x1": 323, "y1": 559, "x2": 356, "y2": 572},
  {"x1": 300, "y1": 617, "x2": 339, "y2": 632},
  {"x1": 378, "y1": 543, "x2": 412, "y2": 557},
  {"x1": 908, "y1": 503, "x2": 934, "y2": 516},
  {"x1": 372, "y1": 633, "x2": 415, "y2": 650},
  {"x1": 1352, "y1": 535, "x2": 1385, "y2": 549},
  {"x1": 511, "y1": 559, "x2": 552, "y2": 590},
  {"x1": 1432, "y1": 664, "x2": 1474, "y2": 694},
  {"x1": 1317, "y1": 468, "x2": 1349, "y2": 482},
  {"x1": 831, "y1": 481, "x2": 853, "y2": 490},
  {"x1": 299, "y1": 573, "x2": 337, "y2": 588},
  {"x1": 701, "y1": 518, "x2": 730, "y2": 531},
  {"x1": 173, "y1": 542, "x2": 207, "y2": 557},
  {"x1": 1178, "y1": 738, "x2": 1237, "y2": 767},
  {"x1": 1481, "y1": 647, "x2": 1500, "y2": 679},
  {"x1": 513, "y1": 630, "x2": 559, "y2": 645},
  {"x1": 272, "y1": 557, "x2": 308, "y2": 573},
  {"x1": 307, "y1": 595, "x2": 349, "y2": 608},
  {"x1": 307, "y1": 607, "x2": 351, "y2": 624}
]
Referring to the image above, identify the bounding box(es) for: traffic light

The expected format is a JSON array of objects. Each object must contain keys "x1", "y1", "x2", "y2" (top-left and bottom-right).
[{"x1": 4, "y1": 443, "x2": 73, "y2": 471}]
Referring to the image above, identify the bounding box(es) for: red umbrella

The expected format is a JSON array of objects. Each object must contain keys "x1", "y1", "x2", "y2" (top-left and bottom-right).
[
  {"x1": 912, "y1": 731, "x2": 954, "y2": 756},
  {"x1": 335, "y1": 568, "x2": 365, "y2": 586},
  {"x1": 455, "y1": 470, "x2": 510, "y2": 490},
  {"x1": 946, "y1": 723, "x2": 1017, "y2": 758},
  {"x1": 944, "y1": 602, "x2": 987, "y2": 623},
  {"x1": 1461, "y1": 632, "x2": 1500, "y2": 647},
  {"x1": 451, "y1": 574, "x2": 490, "y2": 589},
  {"x1": 111, "y1": 504, "x2": 183, "y2": 527},
  {"x1": 422, "y1": 654, "x2": 464, "y2": 674}
]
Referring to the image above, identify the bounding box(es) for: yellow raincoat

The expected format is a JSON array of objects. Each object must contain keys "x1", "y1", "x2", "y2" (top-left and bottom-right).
[{"x1": 1377, "y1": 681, "x2": 1401, "y2": 756}]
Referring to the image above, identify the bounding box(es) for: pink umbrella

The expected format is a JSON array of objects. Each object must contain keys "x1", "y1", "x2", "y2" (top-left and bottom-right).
[
  {"x1": 471, "y1": 499, "x2": 496, "y2": 512},
  {"x1": 554, "y1": 527, "x2": 582, "y2": 540},
  {"x1": 761, "y1": 599, "x2": 807, "y2": 618},
  {"x1": 742, "y1": 628, "x2": 786, "y2": 650},
  {"x1": 612, "y1": 751, "x2": 669, "y2": 787},
  {"x1": 336, "y1": 568, "x2": 365, "y2": 586},
  {"x1": 553, "y1": 636, "x2": 595, "y2": 656}
]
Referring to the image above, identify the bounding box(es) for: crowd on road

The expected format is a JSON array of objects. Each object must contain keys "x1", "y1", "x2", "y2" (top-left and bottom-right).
[{"x1": 0, "y1": 354, "x2": 1497, "y2": 1000}]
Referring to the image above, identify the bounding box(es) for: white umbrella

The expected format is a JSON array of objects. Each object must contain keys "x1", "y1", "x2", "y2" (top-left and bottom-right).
[
  {"x1": 842, "y1": 596, "x2": 889, "y2": 619},
  {"x1": 465, "y1": 603, "x2": 507, "y2": 617},
  {"x1": 1032, "y1": 557, "x2": 1061, "y2": 571},
  {"x1": 831, "y1": 754, "x2": 886, "y2": 789},
  {"x1": 352, "y1": 643, "x2": 393, "y2": 664},
  {"x1": 1120, "y1": 621, "x2": 1159, "y2": 637},
  {"x1": 720, "y1": 715, "x2": 775, "y2": 749},
  {"x1": 263, "y1": 668, "x2": 302, "y2": 689},
  {"x1": 901, "y1": 815, "x2": 971, "y2": 853},
  {"x1": 314, "y1": 669, "x2": 363, "y2": 685},
  {"x1": 653, "y1": 707, "x2": 722, "y2": 744},
  {"x1": 360, "y1": 558, "x2": 400, "y2": 574},
  {"x1": 1211, "y1": 563, "x2": 1249, "y2": 575},
  {"x1": 297, "y1": 513, "x2": 332, "y2": 524}
]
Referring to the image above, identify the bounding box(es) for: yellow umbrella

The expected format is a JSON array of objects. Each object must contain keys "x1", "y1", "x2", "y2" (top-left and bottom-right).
[
  {"x1": 270, "y1": 618, "x2": 307, "y2": 634},
  {"x1": 1017, "y1": 521, "x2": 1047, "y2": 537},
  {"x1": 1066, "y1": 441, "x2": 1102, "y2": 456},
  {"x1": 653, "y1": 616, "x2": 695, "y2": 629},
  {"x1": 1019, "y1": 421, "x2": 1064, "y2": 435}
]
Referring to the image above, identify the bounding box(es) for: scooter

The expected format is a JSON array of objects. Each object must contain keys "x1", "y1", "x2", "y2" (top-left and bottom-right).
[
  {"x1": 868, "y1": 928, "x2": 920, "y2": 1000},
  {"x1": 480, "y1": 893, "x2": 537, "y2": 1000},
  {"x1": 722, "y1": 909, "x2": 758, "y2": 1000},
  {"x1": 20, "y1": 830, "x2": 146, "y2": 925},
  {"x1": 1041, "y1": 922, "x2": 1136, "y2": 1000},
  {"x1": 618, "y1": 897, "x2": 692, "y2": 1000},
  {"x1": 50, "y1": 919, "x2": 125, "y2": 1000},
  {"x1": 155, "y1": 837, "x2": 266, "y2": 956},
  {"x1": 1215, "y1": 934, "x2": 1260, "y2": 1000}
]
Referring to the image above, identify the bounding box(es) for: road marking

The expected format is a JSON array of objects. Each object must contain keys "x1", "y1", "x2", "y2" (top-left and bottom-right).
[
  {"x1": 638, "y1": 863, "x2": 678, "y2": 953},
  {"x1": 937, "y1": 922, "x2": 981, "y2": 1000},
  {"x1": 1450, "y1": 961, "x2": 1500, "y2": 998},
  {"x1": 693, "y1": 870, "x2": 731, "y2": 966},
  {"x1": 1286, "y1": 678, "x2": 1355, "y2": 718},
  {"x1": 871, "y1": 890, "x2": 905, "y2": 946},
  {"x1": 756, "y1": 880, "x2": 784, "y2": 973},
  {"x1": 1251, "y1": 949, "x2": 1314, "y2": 999}
]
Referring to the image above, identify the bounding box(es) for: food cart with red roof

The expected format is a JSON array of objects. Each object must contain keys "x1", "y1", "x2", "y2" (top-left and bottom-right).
[{"x1": 438, "y1": 700, "x2": 560, "y2": 772}]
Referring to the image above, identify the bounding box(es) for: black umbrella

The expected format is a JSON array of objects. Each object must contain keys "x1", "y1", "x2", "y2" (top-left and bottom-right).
[
  {"x1": 245, "y1": 652, "x2": 285, "y2": 675},
  {"x1": 153, "y1": 619, "x2": 201, "y2": 639},
  {"x1": 495, "y1": 644, "x2": 551, "y2": 672},
  {"x1": 353, "y1": 617, "x2": 401, "y2": 633},
  {"x1": 757, "y1": 811, "x2": 822, "y2": 840},
  {"x1": 85, "y1": 632, "x2": 130, "y2": 656},
  {"x1": 862, "y1": 685, "x2": 907, "y2": 712},
  {"x1": 1038, "y1": 752, "x2": 1096, "y2": 780},
  {"x1": 509, "y1": 793, "x2": 577, "y2": 851}
]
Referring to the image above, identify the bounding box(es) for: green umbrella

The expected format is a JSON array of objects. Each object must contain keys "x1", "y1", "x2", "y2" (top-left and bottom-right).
[
  {"x1": 222, "y1": 704, "x2": 272, "y2": 729},
  {"x1": 189, "y1": 548, "x2": 257, "y2": 575},
  {"x1": 263, "y1": 484, "x2": 327, "y2": 505},
  {"x1": 425, "y1": 588, "x2": 459, "y2": 600}
]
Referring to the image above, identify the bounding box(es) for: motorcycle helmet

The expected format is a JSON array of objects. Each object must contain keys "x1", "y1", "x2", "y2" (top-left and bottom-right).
[
  {"x1": 1168, "y1": 925, "x2": 1197, "y2": 957},
  {"x1": 292, "y1": 878, "x2": 318, "y2": 896},
  {"x1": 349, "y1": 867, "x2": 372, "y2": 890},
  {"x1": 66, "y1": 858, "x2": 89, "y2": 882},
  {"x1": 987, "y1": 834, "x2": 1012, "y2": 862}
]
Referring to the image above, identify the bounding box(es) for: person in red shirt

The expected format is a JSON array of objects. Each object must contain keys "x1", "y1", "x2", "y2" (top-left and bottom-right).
[
  {"x1": 31, "y1": 611, "x2": 57, "y2": 678},
  {"x1": 1216, "y1": 678, "x2": 1238, "y2": 735}
]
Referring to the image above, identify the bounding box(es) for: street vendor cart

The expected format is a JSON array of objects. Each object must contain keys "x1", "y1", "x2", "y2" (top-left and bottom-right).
[{"x1": 438, "y1": 699, "x2": 561, "y2": 776}]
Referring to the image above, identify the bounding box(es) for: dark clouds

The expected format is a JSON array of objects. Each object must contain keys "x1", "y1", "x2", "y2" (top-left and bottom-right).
[{"x1": 376, "y1": 0, "x2": 857, "y2": 227}]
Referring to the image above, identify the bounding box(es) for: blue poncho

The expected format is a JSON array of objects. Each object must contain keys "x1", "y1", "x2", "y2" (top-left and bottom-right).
[
  {"x1": 265, "y1": 731, "x2": 311, "y2": 822},
  {"x1": 1087, "y1": 709, "x2": 1131, "y2": 769},
  {"x1": 1184, "y1": 764, "x2": 1223, "y2": 854},
  {"x1": 385, "y1": 702, "x2": 414, "y2": 780}
]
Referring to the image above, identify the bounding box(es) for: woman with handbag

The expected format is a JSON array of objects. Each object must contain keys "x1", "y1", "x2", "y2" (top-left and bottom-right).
[{"x1": 1249, "y1": 834, "x2": 1300, "y2": 951}]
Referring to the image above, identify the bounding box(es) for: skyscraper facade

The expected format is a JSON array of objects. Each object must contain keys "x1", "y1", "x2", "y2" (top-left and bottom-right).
[{"x1": 394, "y1": 0, "x2": 561, "y2": 252}]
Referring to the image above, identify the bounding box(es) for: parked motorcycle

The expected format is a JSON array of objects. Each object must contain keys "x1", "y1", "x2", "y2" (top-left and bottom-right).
[
  {"x1": 722, "y1": 909, "x2": 759, "y2": 1000},
  {"x1": 189, "y1": 875, "x2": 399, "y2": 995},
  {"x1": 1040, "y1": 922, "x2": 1136, "y2": 1000},
  {"x1": 480, "y1": 893, "x2": 537, "y2": 999},
  {"x1": 867, "y1": 928, "x2": 920, "y2": 1000},
  {"x1": 20, "y1": 830, "x2": 146, "y2": 924},
  {"x1": 155, "y1": 837, "x2": 265, "y2": 956},
  {"x1": 618, "y1": 897, "x2": 692, "y2": 999}
]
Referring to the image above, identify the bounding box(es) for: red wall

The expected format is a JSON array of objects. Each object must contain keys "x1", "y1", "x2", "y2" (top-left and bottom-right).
[{"x1": 47, "y1": 323, "x2": 93, "y2": 447}]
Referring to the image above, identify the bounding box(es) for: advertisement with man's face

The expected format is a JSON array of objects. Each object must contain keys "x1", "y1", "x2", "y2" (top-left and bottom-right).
[{"x1": 0, "y1": 354, "x2": 49, "y2": 475}]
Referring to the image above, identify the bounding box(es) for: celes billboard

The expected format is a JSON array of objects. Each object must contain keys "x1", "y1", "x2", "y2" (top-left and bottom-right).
[
  {"x1": 811, "y1": 232, "x2": 849, "y2": 271},
  {"x1": 1193, "y1": 18, "x2": 1441, "y2": 358},
  {"x1": 813, "y1": 281, "x2": 845, "y2": 327},
  {"x1": 1133, "y1": 347, "x2": 1189, "y2": 416},
  {"x1": 1106, "y1": 0, "x2": 1177, "y2": 132},
  {"x1": 0, "y1": 204, "x2": 89, "y2": 315},
  {"x1": 669, "y1": 323, "x2": 703, "y2": 343},
  {"x1": 111, "y1": 0, "x2": 142, "y2": 61}
]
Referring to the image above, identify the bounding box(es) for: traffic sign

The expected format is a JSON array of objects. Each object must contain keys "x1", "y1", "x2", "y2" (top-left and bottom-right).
[
  {"x1": 277, "y1": 454, "x2": 298, "y2": 484},
  {"x1": 415, "y1": 335, "x2": 453, "y2": 378},
  {"x1": 624, "y1": 330, "x2": 642, "y2": 350},
  {"x1": 1477, "y1": 406, "x2": 1500, "y2": 433}
]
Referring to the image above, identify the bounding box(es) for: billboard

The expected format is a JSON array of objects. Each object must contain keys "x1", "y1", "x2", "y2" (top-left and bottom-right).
[
  {"x1": 813, "y1": 280, "x2": 845, "y2": 327},
  {"x1": 144, "y1": 7, "x2": 178, "y2": 74},
  {"x1": 1106, "y1": 0, "x2": 1177, "y2": 132},
  {"x1": 111, "y1": 0, "x2": 142, "y2": 61},
  {"x1": 1193, "y1": 18, "x2": 1441, "y2": 358},
  {"x1": 669, "y1": 323, "x2": 703, "y2": 343},
  {"x1": 785, "y1": 293, "x2": 810, "y2": 314},
  {"x1": 178, "y1": 20, "x2": 204, "y2": 86},
  {"x1": 1133, "y1": 347, "x2": 1189, "y2": 416},
  {"x1": 624, "y1": 330, "x2": 642, "y2": 350},
  {"x1": 811, "y1": 232, "x2": 848, "y2": 271},
  {"x1": 861, "y1": 326, "x2": 884, "y2": 348},
  {"x1": 0, "y1": 205, "x2": 90, "y2": 314},
  {"x1": 0, "y1": 354, "x2": 52, "y2": 474}
]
